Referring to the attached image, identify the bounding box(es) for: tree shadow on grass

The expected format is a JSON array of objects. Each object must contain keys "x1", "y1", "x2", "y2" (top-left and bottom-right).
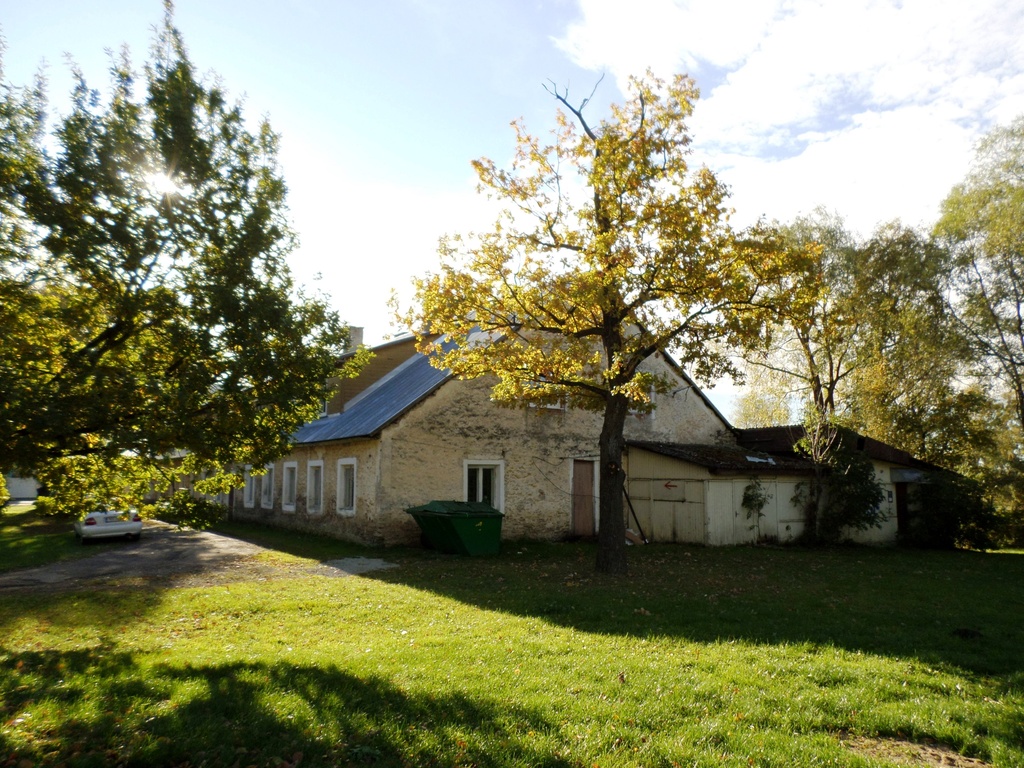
[
  {"x1": 0, "y1": 583, "x2": 169, "y2": 645},
  {"x1": 369, "y1": 541, "x2": 1024, "y2": 679},
  {"x1": 0, "y1": 643, "x2": 573, "y2": 767}
]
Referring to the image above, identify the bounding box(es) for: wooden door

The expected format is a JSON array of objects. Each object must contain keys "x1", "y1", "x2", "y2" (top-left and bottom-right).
[{"x1": 572, "y1": 460, "x2": 596, "y2": 537}]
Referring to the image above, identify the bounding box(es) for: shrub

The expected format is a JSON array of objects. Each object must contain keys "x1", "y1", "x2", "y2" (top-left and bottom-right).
[
  {"x1": 156, "y1": 490, "x2": 225, "y2": 530},
  {"x1": 999, "y1": 508, "x2": 1024, "y2": 548},
  {"x1": 0, "y1": 475, "x2": 8, "y2": 508},
  {"x1": 819, "y1": 446, "x2": 886, "y2": 542},
  {"x1": 793, "y1": 434, "x2": 886, "y2": 544},
  {"x1": 31, "y1": 496, "x2": 63, "y2": 516},
  {"x1": 741, "y1": 477, "x2": 772, "y2": 537}
]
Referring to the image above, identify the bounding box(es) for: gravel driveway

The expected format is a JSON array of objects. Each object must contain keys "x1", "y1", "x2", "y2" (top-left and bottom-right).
[{"x1": 0, "y1": 521, "x2": 395, "y2": 591}]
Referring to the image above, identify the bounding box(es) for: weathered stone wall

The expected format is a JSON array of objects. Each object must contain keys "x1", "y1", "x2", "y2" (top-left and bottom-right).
[
  {"x1": 376, "y1": 378, "x2": 599, "y2": 544},
  {"x1": 625, "y1": 357, "x2": 734, "y2": 445},
  {"x1": 372, "y1": 355, "x2": 732, "y2": 544},
  {"x1": 232, "y1": 438, "x2": 384, "y2": 545}
]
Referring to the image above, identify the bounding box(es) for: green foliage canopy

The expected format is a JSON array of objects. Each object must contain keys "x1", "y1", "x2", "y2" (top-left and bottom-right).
[
  {"x1": 737, "y1": 213, "x2": 992, "y2": 474},
  {"x1": 909, "y1": 471, "x2": 998, "y2": 550},
  {"x1": 0, "y1": 10, "x2": 352, "y2": 489},
  {"x1": 936, "y1": 117, "x2": 1024, "y2": 438}
]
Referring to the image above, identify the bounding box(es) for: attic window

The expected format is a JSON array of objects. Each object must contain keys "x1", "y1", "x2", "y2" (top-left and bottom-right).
[
  {"x1": 628, "y1": 386, "x2": 657, "y2": 417},
  {"x1": 746, "y1": 456, "x2": 776, "y2": 465}
]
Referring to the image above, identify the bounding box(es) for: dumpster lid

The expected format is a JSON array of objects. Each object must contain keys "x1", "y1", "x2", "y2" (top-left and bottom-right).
[{"x1": 406, "y1": 500, "x2": 503, "y2": 516}]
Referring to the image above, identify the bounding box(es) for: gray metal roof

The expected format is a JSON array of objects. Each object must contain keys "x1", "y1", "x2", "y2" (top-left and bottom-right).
[
  {"x1": 293, "y1": 351, "x2": 451, "y2": 444},
  {"x1": 735, "y1": 426, "x2": 939, "y2": 470},
  {"x1": 628, "y1": 440, "x2": 814, "y2": 474}
]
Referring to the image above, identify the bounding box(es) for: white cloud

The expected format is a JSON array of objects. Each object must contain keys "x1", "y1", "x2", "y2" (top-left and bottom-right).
[
  {"x1": 713, "y1": 105, "x2": 977, "y2": 235},
  {"x1": 555, "y1": 0, "x2": 783, "y2": 88},
  {"x1": 554, "y1": 0, "x2": 1024, "y2": 235}
]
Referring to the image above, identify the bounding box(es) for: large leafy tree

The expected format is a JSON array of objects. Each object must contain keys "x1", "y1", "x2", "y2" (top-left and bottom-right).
[
  {"x1": 404, "y1": 73, "x2": 781, "y2": 574},
  {"x1": 736, "y1": 214, "x2": 985, "y2": 539},
  {"x1": 736, "y1": 214, "x2": 980, "y2": 462},
  {"x1": 936, "y1": 117, "x2": 1024, "y2": 438},
  {"x1": 933, "y1": 117, "x2": 1024, "y2": 543},
  {"x1": 0, "y1": 7, "x2": 352, "y2": 496},
  {"x1": 732, "y1": 211, "x2": 860, "y2": 541},
  {"x1": 738, "y1": 209, "x2": 859, "y2": 419},
  {"x1": 844, "y1": 224, "x2": 993, "y2": 471}
]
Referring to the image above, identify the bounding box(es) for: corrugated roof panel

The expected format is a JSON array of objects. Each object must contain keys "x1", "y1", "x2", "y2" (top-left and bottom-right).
[
  {"x1": 735, "y1": 426, "x2": 938, "y2": 470},
  {"x1": 293, "y1": 352, "x2": 451, "y2": 444},
  {"x1": 628, "y1": 441, "x2": 813, "y2": 473}
]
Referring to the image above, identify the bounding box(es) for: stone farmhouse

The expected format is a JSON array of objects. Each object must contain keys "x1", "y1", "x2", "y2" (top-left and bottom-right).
[{"x1": 231, "y1": 333, "x2": 933, "y2": 547}]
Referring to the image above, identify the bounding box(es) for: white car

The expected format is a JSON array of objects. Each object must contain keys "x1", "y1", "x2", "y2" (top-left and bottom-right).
[{"x1": 73, "y1": 510, "x2": 143, "y2": 543}]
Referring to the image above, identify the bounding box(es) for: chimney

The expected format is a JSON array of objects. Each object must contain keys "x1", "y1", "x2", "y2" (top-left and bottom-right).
[{"x1": 347, "y1": 326, "x2": 364, "y2": 351}]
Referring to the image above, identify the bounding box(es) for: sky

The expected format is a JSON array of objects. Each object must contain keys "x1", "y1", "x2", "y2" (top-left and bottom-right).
[{"x1": 4, "y1": 0, "x2": 1024, "y2": 413}]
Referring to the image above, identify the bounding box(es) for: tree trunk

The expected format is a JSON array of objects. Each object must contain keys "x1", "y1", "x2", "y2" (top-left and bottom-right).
[
  {"x1": 800, "y1": 463, "x2": 827, "y2": 545},
  {"x1": 595, "y1": 393, "x2": 629, "y2": 574},
  {"x1": 797, "y1": 411, "x2": 836, "y2": 545}
]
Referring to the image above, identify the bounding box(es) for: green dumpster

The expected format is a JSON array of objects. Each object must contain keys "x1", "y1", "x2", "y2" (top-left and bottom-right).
[{"x1": 406, "y1": 500, "x2": 504, "y2": 555}]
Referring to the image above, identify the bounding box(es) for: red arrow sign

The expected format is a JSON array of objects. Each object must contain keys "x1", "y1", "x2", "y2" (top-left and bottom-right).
[{"x1": 664, "y1": 481, "x2": 678, "y2": 489}]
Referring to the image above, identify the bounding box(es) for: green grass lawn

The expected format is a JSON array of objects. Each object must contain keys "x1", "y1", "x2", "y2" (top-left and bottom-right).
[{"x1": 1, "y1": 517, "x2": 1021, "y2": 767}]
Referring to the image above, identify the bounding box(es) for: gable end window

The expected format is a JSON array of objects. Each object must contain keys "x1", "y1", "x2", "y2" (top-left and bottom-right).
[
  {"x1": 337, "y1": 458, "x2": 356, "y2": 516},
  {"x1": 526, "y1": 373, "x2": 566, "y2": 410}
]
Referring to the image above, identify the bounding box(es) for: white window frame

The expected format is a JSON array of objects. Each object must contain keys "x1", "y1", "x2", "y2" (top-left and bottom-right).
[
  {"x1": 242, "y1": 465, "x2": 256, "y2": 508},
  {"x1": 307, "y1": 460, "x2": 324, "y2": 514},
  {"x1": 463, "y1": 459, "x2": 505, "y2": 512},
  {"x1": 282, "y1": 461, "x2": 298, "y2": 512},
  {"x1": 336, "y1": 458, "x2": 357, "y2": 516},
  {"x1": 260, "y1": 464, "x2": 275, "y2": 509}
]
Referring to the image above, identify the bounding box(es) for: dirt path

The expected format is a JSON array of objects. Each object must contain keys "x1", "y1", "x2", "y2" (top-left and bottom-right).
[
  {"x1": 0, "y1": 521, "x2": 395, "y2": 591},
  {"x1": 842, "y1": 734, "x2": 993, "y2": 768}
]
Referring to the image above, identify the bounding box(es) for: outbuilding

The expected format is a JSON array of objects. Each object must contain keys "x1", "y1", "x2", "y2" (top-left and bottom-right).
[{"x1": 624, "y1": 441, "x2": 815, "y2": 545}]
